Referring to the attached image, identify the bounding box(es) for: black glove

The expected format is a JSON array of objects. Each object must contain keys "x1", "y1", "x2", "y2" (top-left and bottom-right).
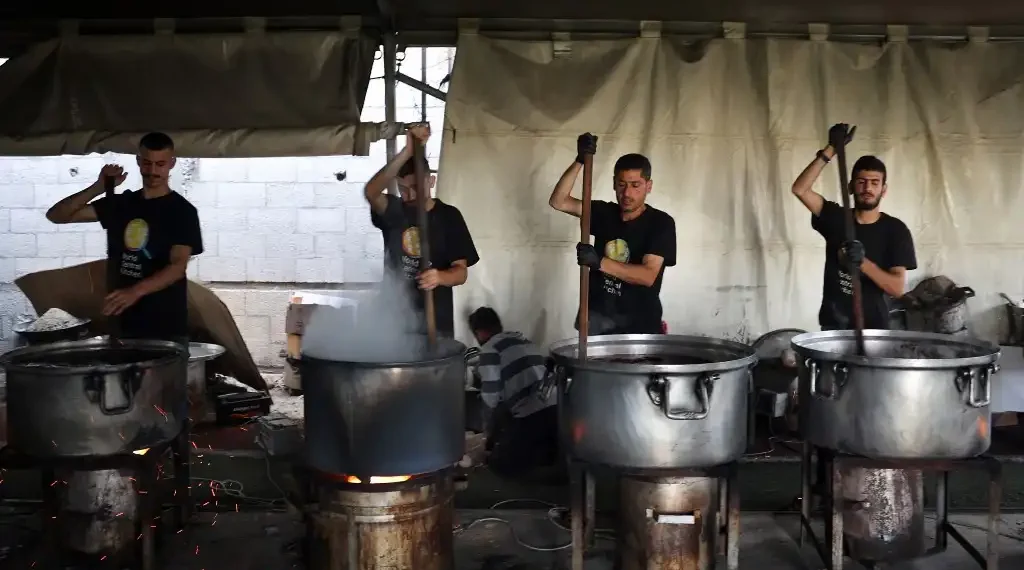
[
  {"x1": 827, "y1": 123, "x2": 856, "y2": 150},
  {"x1": 576, "y1": 243, "x2": 601, "y2": 270},
  {"x1": 575, "y1": 133, "x2": 598, "y2": 164},
  {"x1": 839, "y1": 240, "x2": 865, "y2": 270}
]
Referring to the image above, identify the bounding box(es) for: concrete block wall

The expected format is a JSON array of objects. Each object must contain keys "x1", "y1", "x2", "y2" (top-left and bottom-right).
[{"x1": 0, "y1": 47, "x2": 455, "y2": 367}]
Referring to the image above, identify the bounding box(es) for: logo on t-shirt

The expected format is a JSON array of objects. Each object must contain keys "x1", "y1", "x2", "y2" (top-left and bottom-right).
[
  {"x1": 604, "y1": 239, "x2": 630, "y2": 263},
  {"x1": 400, "y1": 226, "x2": 422, "y2": 280},
  {"x1": 601, "y1": 238, "x2": 628, "y2": 297},
  {"x1": 401, "y1": 227, "x2": 421, "y2": 258},
  {"x1": 119, "y1": 218, "x2": 151, "y2": 280}
]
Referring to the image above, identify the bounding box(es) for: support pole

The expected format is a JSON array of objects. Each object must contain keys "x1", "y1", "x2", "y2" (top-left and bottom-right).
[
  {"x1": 383, "y1": 31, "x2": 398, "y2": 197},
  {"x1": 420, "y1": 47, "x2": 428, "y2": 122}
]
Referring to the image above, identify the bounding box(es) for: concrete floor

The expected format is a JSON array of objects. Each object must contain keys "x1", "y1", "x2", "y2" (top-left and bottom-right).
[{"x1": 152, "y1": 510, "x2": 1024, "y2": 570}]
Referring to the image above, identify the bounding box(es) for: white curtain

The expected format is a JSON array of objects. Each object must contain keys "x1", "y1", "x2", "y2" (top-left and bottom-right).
[{"x1": 439, "y1": 34, "x2": 1024, "y2": 348}]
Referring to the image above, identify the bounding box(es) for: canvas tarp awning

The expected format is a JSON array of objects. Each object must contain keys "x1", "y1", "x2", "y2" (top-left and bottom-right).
[
  {"x1": 0, "y1": 30, "x2": 383, "y2": 157},
  {"x1": 440, "y1": 34, "x2": 1024, "y2": 350}
]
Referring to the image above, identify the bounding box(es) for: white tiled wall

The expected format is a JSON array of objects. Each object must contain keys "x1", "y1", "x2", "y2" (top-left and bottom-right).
[{"x1": 0, "y1": 47, "x2": 455, "y2": 367}]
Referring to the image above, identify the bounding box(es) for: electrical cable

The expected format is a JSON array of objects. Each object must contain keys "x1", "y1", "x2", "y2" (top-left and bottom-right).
[{"x1": 454, "y1": 498, "x2": 614, "y2": 553}]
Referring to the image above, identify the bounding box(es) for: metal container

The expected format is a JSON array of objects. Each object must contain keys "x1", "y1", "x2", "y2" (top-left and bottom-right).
[
  {"x1": 57, "y1": 469, "x2": 139, "y2": 560},
  {"x1": 0, "y1": 338, "x2": 189, "y2": 457},
  {"x1": 309, "y1": 474, "x2": 454, "y2": 570},
  {"x1": 301, "y1": 337, "x2": 467, "y2": 477},
  {"x1": 619, "y1": 475, "x2": 718, "y2": 570},
  {"x1": 188, "y1": 342, "x2": 225, "y2": 398},
  {"x1": 792, "y1": 330, "x2": 1000, "y2": 459},
  {"x1": 841, "y1": 467, "x2": 925, "y2": 562},
  {"x1": 13, "y1": 318, "x2": 92, "y2": 346},
  {"x1": 550, "y1": 334, "x2": 758, "y2": 470}
]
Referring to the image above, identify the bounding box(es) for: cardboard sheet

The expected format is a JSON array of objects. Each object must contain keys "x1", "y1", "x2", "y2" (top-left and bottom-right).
[{"x1": 14, "y1": 260, "x2": 266, "y2": 392}]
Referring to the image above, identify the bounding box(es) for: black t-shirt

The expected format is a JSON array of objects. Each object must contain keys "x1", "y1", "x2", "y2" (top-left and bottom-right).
[
  {"x1": 93, "y1": 190, "x2": 203, "y2": 340},
  {"x1": 579, "y1": 200, "x2": 677, "y2": 334},
  {"x1": 370, "y1": 195, "x2": 480, "y2": 336},
  {"x1": 812, "y1": 200, "x2": 917, "y2": 330}
]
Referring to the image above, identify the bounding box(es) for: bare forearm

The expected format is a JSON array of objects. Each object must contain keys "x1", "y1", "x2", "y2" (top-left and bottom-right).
[
  {"x1": 46, "y1": 183, "x2": 103, "y2": 222},
  {"x1": 860, "y1": 259, "x2": 905, "y2": 297},
  {"x1": 598, "y1": 258, "x2": 657, "y2": 287},
  {"x1": 548, "y1": 161, "x2": 582, "y2": 214},
  {"x1": 438, "y1": 265, "x2": 467, "y2": 287},
  {"x1": 791, "y1": 145, "x2": 833, "y2": 215},
  {"x1": 130, "y1": 262, "x2": 189, "y2": 297},
  {"x1": 364, "y1": 146, "x2": 413, "y2": 200}
]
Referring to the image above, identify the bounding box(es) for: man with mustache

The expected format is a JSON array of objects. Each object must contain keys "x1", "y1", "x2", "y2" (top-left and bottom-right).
[
  {"x1": 46, "y1": 132, "x2": 203, "y2": 345},
  {"x1": 364, "y1": 124, "x2": 479, "y2": 337},
  {"x1": 549, "y1": 133, "x2": 677, "y2": 334},
  {"x1": 791, "y1": 123, "x2": 917, "y2": 330}
]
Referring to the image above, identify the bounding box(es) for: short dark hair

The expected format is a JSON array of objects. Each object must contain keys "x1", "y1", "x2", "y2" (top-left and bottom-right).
[
  {"x1": 468, "y1": 307, "x2": 502, "y2": 335},
  {"x1": 398, "y1": 155, "x2": 431, "y2": 178},
  {"x1": 139, "y1": 132, "x2": 175, "y2": 152},
  {"x1": 613, "y1": 153, "x2": 652, "y2": 179},
  {"x1": 852, "y1": 155, "x2": 886, "y2": 184}
]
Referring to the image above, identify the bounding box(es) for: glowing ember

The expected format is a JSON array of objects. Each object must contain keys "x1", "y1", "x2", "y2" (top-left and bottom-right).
[{"x1": 344, "y1": 475, "x2": 412, "y2": 484}]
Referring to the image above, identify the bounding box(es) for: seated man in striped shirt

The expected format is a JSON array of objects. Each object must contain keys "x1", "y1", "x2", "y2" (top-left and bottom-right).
[{"x1": 469, "y1": 307, "x2": 559, "y2": 479}]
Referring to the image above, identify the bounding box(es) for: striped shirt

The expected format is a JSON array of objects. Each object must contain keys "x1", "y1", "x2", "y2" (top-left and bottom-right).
[{"x1": 477, "y1": 331, "x2": 554, "y2": 418}]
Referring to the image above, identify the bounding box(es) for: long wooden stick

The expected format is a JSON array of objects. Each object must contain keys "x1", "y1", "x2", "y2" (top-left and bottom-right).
[
  {"x1": 104, "y1": 176, "x2": 121, "y2": 343},
  {"x1": 834, "y1": 139, "x2": 866, "y2": 356},
  {"x1": 412, "y1": 140, "x2": 437, "y2": 347},
  {"x1": 578, "y1": 154, "x2": 594, "y2": 361}
]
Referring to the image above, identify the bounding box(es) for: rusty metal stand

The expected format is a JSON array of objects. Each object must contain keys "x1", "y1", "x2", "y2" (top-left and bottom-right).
[
  {"x1": 570, "y1": 461, "x2": 740, "y2": 570},
  {"x1": 799, "y1": 443, "x2": 1002, "y2": 570},
  {"x1": 0, "y1": 420, "x2": 193, "y2": 570}
]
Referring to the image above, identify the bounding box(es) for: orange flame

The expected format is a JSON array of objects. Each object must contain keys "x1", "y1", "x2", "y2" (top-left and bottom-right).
[
  {"x1": 132, "y1": 448, "x2": 150, "y2": 456},
  {"x1": 345, "y1": 475, "x2": 412, "y2": 484}
]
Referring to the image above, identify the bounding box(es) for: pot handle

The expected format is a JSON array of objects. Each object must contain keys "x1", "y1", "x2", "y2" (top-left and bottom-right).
[
  {"x1": 650, "y1": 374, "x2": 716, "y2": 421},
  {"x1": 806, "y1": 359, "x2": 846, "y2": 400},
  {"x1": 959, "y1": 364, "x2": 998, "y2": 408},
  {"x1": 83, "y1": 366, "x2": 142, "y2": 416}
]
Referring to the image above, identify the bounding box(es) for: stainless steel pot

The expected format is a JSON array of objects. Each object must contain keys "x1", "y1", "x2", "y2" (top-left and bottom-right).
[
  {"x1": 0, "y1": 338, "x2": 188, "y2": 457},
  {"x1": 188, "y1": 342, "x2": 225, "y2": 397},
  {"x1": 792, "y1": 330, "x2": 1000, "y2": 459},
  {"x1": 550, "y1": 334, "x2": 758, "y2": 470},
  {"x1": 301, "y1": 337, "x2": 467, "y2": 478}
]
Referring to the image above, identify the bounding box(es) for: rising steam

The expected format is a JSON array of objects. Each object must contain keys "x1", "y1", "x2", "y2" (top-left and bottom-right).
[{"x1": 301, "y1": 268, "x2": 430, "y2": 363}]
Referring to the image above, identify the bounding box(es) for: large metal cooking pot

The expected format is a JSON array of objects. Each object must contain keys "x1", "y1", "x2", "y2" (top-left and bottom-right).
[
  {"x1": 792, "y1": 330, "x2": 1000, "y2": 459},
  {"x1": 550, "y1": 334, "x2": 758, "y2": 470},
  {"x1": 0, "y1": 338, "x2": 188, "y2": 457},
  {"x1": 301, "y1": 337, "x2": 467, "y2": 478}
]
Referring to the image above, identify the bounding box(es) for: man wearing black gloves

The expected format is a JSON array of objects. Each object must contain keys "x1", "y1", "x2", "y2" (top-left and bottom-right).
[
  {"x1": 548, "y1": 133, "x2": 677, "y2": 334},
  {"x1": 791, "y1": 123, "x2": 917, "y2": 330}
]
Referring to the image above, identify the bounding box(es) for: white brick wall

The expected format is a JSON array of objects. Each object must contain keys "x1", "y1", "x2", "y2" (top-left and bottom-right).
[{"x1": 0, "y1": 47, "x2": 456, "y2": 367}]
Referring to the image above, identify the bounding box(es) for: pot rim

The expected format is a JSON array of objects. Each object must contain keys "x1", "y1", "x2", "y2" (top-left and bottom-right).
[
  {"x1": 791, "y1": 329, "x2": 1000, "y2": 369},
  {"x1": 548, "y1": 333, "x2": 758, "y2": 374},
  {"x1": 302, "y1": 337, "x2": 468, "y2": 368},
  {"x1": 0, "y1": 337, "x2": 187, "y2": 375}
]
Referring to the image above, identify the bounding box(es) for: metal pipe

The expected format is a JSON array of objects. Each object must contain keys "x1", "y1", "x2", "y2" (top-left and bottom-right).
[
  {"x1": 397, "y1": 72, "x2": 448, "y2": 103},
  {"x1": 420, "y1": 47, "x2": 428, "y2": 122},
  {"x1": 382, "y1": 31, "x2": 398, "y2": 197}
]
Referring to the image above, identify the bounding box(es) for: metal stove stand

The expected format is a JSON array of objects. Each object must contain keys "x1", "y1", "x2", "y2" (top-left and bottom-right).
[
  {"x1": 0, "y1": 421, "x2": 193, "y2": 570},
  {"x1": 569, "y1": 461, "x2": 740, "y2": 570},
  {"x1": 798, "y1": 443, "x2": 1002, "y2": 570}
]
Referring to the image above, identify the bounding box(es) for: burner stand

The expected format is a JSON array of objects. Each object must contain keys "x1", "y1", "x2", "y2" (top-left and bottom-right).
[
  {"x1": 569, "y1": 461, "x2": 740, "y2": 570},
  {"x1": 307, "y1": 469, "x2": 455, "y2": 570},
  {"x1": 0, "y1": 421, "x2": 193, "y2": 570},
  {"x1": 798, "y1": 443, "x2": 1002, "y2": 570}
]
